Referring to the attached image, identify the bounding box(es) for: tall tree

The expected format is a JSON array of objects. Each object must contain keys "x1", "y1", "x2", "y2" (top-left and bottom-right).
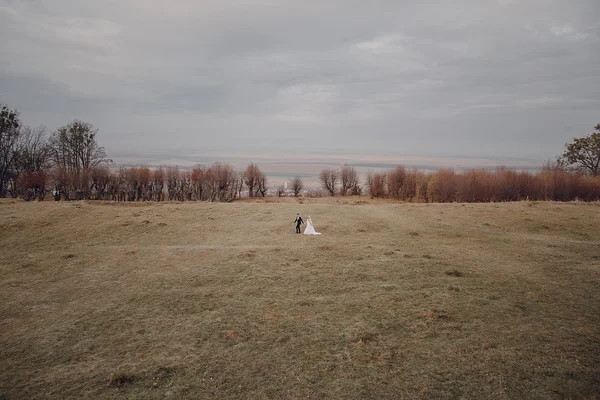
[
  {"x1": 15, "y1": 126, "x2": 51, "y2": 201},
  {"x1": 560, "y1": 124, "x2": 600, "y2": 176},
  {"x1": 0, "y1": 105, "x2": 22, "y2": 197},
  {"x1": 340, "y1": 165, "x2": 359, "y2": 196},
  {"x1": 50, "y1": 120, "x2": 109, "y2": 171},
  {"x1": 319, "y1": 169, "x2": 338, "y2": 196},
  {"x1": 243, "y1": 163, "x2": 262, "y2": 197},
  {"x1": 49, "y1": 120, "x2": 110, "y2": 200},
  {"x1": 387, "y1": 166, "x2": 406, "y2": 200},
  {"x1": 17, "y1": 126, "x2": 51, "y2": 174},
  {"x1": 257, "y1": 172, "x2": 268, "y2": 197}
]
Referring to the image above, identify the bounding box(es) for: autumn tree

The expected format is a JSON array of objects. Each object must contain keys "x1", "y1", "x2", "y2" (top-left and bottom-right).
[
  {"x1": 319, "y1": 169, "x2": 338, "y2": 196},
  {"x1": 387, "y1": 166, "x2": 406, "y2": 200},
  {"x1": 560, "y1": 124, "x2": 600, "y2": 176},
  {"x1": 291, "y1": 177, "x2": 304, "y2": 197},
  {"x1": 366, "y1": 172, "x2": 386, "y2": 198},
  {"x1": 427, "y1": 169, "x2": 458, "y2": 203}
]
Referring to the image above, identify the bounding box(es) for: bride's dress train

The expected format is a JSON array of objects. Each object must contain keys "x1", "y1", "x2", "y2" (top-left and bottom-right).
[{"x1": 303, "y1": 217, "x2": 321, "y2": 235}]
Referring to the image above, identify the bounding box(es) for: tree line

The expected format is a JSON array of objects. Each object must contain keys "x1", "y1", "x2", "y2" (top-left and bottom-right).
[
  {"x1": 315, "y1": 123, "x2": 600, "y2": 202},
  {"x1": 0, "y1": 104, "x2": 276, "y2": 202},
  {"x1": 1, "y1": 103, "x2": 599, "y2": 202},
  {"x1": 363, "y1": 165, "x2": 600, "y2": 202}
]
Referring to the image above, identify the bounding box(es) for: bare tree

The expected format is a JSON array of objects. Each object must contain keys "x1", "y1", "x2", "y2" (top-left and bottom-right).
[
  {"x1": 16, "y1": 171, "x2": 47, "y2": 201},
  {"x1": 210, "y1": 162, "x2": 239, "y2": 202},
  {"x1": 91, "y1": 166, "x2": 111, "y2": 200},
  {"x1": 50, "y1": 167, "x2": 72, "y2": 201},
  {"x1": 291, "y1": 177, "x2": 304, "y2": 197},
  {"x1": 49, "y1": 120, "x2": 110, "y2": 200},
  {"x1": 15, "y1": 126, "x2": 51, "y2": 200},
  {"x1": 387, "y1": 165, "x2": 406, "y2": 200},
  {"x1": 340, "y1": 166, "x2": 359, "y2": 196},
  {"x1": 191, "y1": 167, "x2": 204, "y2": 201},
  {"x1": 152, "y1": 167, "x2": 165, "y2": 201},
  {"x1": 257, "y1": 172, "x2": 268, "y2": 197},
  {"x1": 107, "y1": 167, "x2": 127, "y2": 201},
  {"x1": 319, "y1": 169, "x2": 338, "y2": 196},
  {"x1": 366, "y1": 172, "x2": 386, "y2": 198},
  {"x1": 166, "y1": 166, "x2": 181, "y2": 201},
  {"x1": 50, "y1": 120, "x2": 110, "y2": 171},
  {"x1": 137, "y1": 167, "x2": 152, "y2": 201},
  {"x1": 17, "y1": 126, "x2": 50, "y2": 174},
  {"x1": 243, "y1": 163, "x2": 261, "y2": 197}
]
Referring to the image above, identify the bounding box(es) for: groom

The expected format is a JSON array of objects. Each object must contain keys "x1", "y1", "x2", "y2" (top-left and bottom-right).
[{"x1": 293, "y1": 213, "x2": 304, "y2": 234}]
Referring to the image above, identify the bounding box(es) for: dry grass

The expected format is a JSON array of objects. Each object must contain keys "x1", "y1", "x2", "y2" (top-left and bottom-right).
[{"x1": 1, "y1": 198, "x2": 600, "y2": 399}]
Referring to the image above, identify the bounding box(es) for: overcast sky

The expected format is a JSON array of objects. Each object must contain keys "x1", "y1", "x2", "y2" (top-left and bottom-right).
[{"x1": 1, "y1": 0, "x2": 599, "y2": 163}]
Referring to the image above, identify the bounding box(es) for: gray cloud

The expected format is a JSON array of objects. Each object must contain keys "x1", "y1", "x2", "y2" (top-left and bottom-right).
[{"x1": 1, "y1": 0, "x2": 599, "y2": 162}]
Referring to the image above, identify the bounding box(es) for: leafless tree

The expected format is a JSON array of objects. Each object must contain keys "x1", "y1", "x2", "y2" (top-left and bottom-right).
[
  {"x1": 291, "y1": 177, "x2": 304, "y2": 197},
  {"x1": 209, "y1": 162, "x2": 239, "y2": 202},
  {"x1": 50, "y1": 167, "x2": 72, "y2": 200},
  {"x1": 257, "y1": 172, "x2": 268, "y2": 197},
  {"x1": 50, "y1": 120, "x2": 110, "y2": 171},
  {"x1": 340, "y1": 166, "x2": 359, "y2": 196},
  {"x1": 366, "y1": 172, "x2": 386, "y2": 198},
  {"x1": 181, "y1": 170, "x2": 192, "y2": 201},
  {"x1": 49, "y1": 120, "x2": 110, "y2": 200},
  {"x1": 17, "y1": 126, "x2": 51, "y2": 174},
  {"x1": 387, "y1": 165, "x2": 406, "y2": 200},
  {"x1": 191, "y1": 167, "x2": 205, "y2": 201},
  {"x1": 243, "y1": 163, "x2": 262, "y2": 197},
  {"x1": 401, "y1": 169, "x2": 419, "y2": 201},
  {"x1": 319, "y1": 169, "x2": 338, "y2": 196},
  {"x1": 91, "y1": 166, "x2": 111, "y2": 200},
  {"x1": 14, "y1": 126, "x2": 51, "y2": 200},
  {"x1": 107, "y1": 166, "x2": 127, "y2": 201},
  {"x1": 152, "y1": 167, "x2": 165, "y2": 201}
]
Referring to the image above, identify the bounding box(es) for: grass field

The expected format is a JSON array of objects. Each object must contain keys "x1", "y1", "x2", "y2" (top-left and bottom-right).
[{"x1": 1, "y1": 198, "x2": 599, "y2": 399}]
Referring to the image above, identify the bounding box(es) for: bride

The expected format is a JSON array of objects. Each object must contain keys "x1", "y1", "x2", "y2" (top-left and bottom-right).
[{"x1": 303, "y1": 215, "x2": 321, "y2": 235}]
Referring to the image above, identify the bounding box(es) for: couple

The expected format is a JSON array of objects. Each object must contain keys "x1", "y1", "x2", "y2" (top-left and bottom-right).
[{"x1": 294, "y1": 213, "x2": 321, "y2": 235}]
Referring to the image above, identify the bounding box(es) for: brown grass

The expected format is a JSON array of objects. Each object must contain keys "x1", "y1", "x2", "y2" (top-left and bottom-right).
[{"x1": 1, "y1": 198, "x2": 600, "y2": 399}]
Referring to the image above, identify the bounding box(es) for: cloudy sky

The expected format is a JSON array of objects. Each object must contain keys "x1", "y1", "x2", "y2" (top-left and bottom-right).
[{"x1": 1, "y1": 0, "x2": 599, "y2": 164}]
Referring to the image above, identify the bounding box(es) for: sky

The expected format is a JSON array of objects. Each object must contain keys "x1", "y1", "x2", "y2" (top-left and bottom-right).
[{"x1": 1, "y1": 0, "x2": 599, "y2": 166}]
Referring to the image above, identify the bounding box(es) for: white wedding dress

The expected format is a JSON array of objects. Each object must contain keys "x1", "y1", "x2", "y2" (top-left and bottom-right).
[{"x1": 303, "y1": 217, "x2": 321, "y2": 235}]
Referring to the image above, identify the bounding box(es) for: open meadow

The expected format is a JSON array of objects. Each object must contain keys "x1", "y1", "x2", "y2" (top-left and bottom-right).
[{"x1": 1, "y1": 198, "x2": 599, "y2": 399}]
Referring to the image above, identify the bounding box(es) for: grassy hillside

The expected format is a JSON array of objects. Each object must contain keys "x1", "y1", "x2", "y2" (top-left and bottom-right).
[{"x1": 1, "y1": 199, "x2": 599, "y2": 399}]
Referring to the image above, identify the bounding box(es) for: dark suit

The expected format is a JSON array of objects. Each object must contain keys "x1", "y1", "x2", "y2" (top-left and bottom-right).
[{"x1": 294, "y1": 216, "x2": 303, "y2": 233}]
